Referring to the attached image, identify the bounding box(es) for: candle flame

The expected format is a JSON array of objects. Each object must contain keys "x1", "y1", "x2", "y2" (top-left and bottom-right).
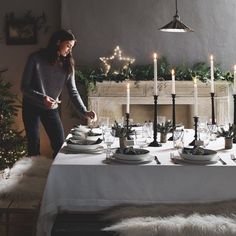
[
  {"x1": 153, "y1": 53, "x2": 157, "y2": 59},
  {"x1": 171, "y1": 69, "x2": 175, "y2": 76},
  {"x1": 234, "y1": 65, "x2": 236, "y2": 71},
  {"x1": 193, "y1": 77, "x2": 197, "y2": 84},
  {"x1": 127, "y1": 83, "x2": 130, "y2": 89},
  {"x1": 210, "y1": 54, "x2": 214, "y2": 60}
]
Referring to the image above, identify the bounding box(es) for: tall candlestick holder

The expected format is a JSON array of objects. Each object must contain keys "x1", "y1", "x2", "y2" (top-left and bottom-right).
[
  {"x1": 233, "y1": 94, "x2": 236, "y2": 143},
  {"x1": 210, "y1": 92, "x2": 216, "y2": 125},
  {"x1": 189, "y1": 116, "x2": 199, "y2": 146},
  {"x1": 125, "y1": 112, "x2": 131, "y2": 140},
  {"x1": 149, "y1": 95, "x2": 162, "y2": 147},
  {"x1": 168, "y1": 93, "x2": 176, "y2": 141}
]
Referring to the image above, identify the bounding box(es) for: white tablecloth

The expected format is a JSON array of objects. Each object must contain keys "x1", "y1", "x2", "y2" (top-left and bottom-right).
[{"x1": 36, "y1": 130, "x2": 236, "y2": 236}]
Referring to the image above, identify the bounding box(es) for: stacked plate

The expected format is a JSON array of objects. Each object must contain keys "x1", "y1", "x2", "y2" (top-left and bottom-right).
[
  {"x1": 112, "y1": 148, "x2": 153, "y2": 164},
  {"x1": 176, "y1": 148, "x2": 219, "y2": 165},
  {"x1": 64, "y1": 138, "x2": 104, "y2": 154}
]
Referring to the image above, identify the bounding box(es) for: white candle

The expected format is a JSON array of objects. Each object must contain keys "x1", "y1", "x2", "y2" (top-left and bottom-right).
[
  {"x1": 193, "y1": 78, "x2": 198, "y2": 117},
  {"x1": 126, "y1": 83, "x2": 130, "y2": 113},
  {"x1": 210, "y1": 55, "x2": 214, "y2": 93},
  {"x1": 234, "y1": 65, "x2": 236, "y2": 94},
  {"x1": 171, "y1": 69, "x2": 175, "y2": 94},
  {"x1": 153, "y1": 53, "x2": 158, "y2": 95}
]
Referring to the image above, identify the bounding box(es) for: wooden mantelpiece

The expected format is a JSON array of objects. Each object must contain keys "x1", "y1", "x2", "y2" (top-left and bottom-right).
[{"x1": 88, "y1": 81, "x2": 233, "y2": 128}]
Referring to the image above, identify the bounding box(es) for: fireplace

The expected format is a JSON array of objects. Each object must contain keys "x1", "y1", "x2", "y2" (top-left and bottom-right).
[{"x1": 88, "y1": 81, "x2": 233, "y2": 128}]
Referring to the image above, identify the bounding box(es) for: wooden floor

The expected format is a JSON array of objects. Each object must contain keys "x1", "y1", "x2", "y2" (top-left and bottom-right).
[{"x1": 0, "y1": 199, "x2": 40, "y2": 236}]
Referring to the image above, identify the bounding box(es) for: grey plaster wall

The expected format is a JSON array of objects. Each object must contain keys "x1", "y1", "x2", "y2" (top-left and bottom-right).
[
  {"x1": 62, "y1": 0, "x2": 236, "y2": 70},
  {"x1": 0, "y1": 0, "x2": 61, "y2": 156}
]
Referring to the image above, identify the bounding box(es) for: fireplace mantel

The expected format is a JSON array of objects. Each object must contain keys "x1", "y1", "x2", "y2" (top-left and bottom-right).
[{"x1": 88, "y1": 81, "x2": 233, "y2": 127}]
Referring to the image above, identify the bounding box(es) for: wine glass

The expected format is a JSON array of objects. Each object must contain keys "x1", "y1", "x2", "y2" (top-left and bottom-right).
[
  {"x1": 99, "y1": 117, "x2": 110, "y2": 138},
  {"x1": 103, "y1": 128, "x2": 115, "y2": 160}
]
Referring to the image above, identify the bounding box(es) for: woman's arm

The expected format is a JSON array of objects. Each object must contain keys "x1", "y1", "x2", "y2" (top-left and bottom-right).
[{"x1": 21, "y1": 53, "x2": 45, "y2": 104}]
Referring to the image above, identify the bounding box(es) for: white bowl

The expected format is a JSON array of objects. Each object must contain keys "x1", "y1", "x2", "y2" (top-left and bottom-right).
[
  {"x1": 179, "y1": 148, "x2": 217, "y2": 161},
  {"x1": 113, "y1": 148, "x2": 150, "y2": 161}
]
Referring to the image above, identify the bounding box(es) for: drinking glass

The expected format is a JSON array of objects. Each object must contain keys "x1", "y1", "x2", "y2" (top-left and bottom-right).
[
  {"x1": 135, "y1": 129, "x2": 148, "y2": 149},
  {"x1": 207, "y1": 123, "x2": 217, "y2": 141},
  {"x1": 99, "y1": 117, "x2": 110, "y2": 138},
  {"x1": 199, "y1": 128, "x2": 210, "y2": 148},
  {"x1": 103, "y1": 128, "x2": 115, "y2": 159},
  {"x1": 173, "y1": 129, "x2": 184, "y2": 149}
]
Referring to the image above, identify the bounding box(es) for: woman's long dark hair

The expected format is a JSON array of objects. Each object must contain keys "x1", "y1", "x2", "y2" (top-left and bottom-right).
[{"x1": 42, "y1": 29, "x2": 76, "y2": 75}]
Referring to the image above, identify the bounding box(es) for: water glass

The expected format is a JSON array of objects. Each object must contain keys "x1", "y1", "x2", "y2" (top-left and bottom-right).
[
  {"x1": 103, "y1": 128, "x2": 115, "y2": 159},
  {"x1": 173, "y1": 129, "x2": 184, "y2": 149}
]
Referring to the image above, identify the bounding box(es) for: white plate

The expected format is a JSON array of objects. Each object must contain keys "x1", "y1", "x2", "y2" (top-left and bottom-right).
[
  {"x1": 113, "y1": 149, "x2": 150, "y2": 161},
  {"x1": 179, "y1": 148, "x2": 217, "y2": 161},
  {"x1": 63, "y1": 145, "x2": 104, "y2": 154},
  {"x1": 66, "y1": 140, "x2": 100, "y2": 150},
  {"x1": 110, "y1": 155, "x2": 153, "y2": 164},
  {"x1": 172, "y1": 156, "x2": 219, "y2": 165}
]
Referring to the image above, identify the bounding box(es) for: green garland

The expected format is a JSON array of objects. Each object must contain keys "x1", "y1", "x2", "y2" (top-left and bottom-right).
[{"x1": 75, "y1": 56, "x2": 233, "y2": 91}]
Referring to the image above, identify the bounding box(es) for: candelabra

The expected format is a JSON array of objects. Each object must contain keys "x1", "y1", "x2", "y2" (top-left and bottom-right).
[
  {"x1": 233, "y1": 94, "x2": 236, "y2": 143},
  {"x1": 168, "y1": 93, "x2": 176, "y2": 141},
  {"x1": 210, "y1": 93, "x2": 216, "y2": 125},
  {"x1": 149, "y1": 95, "x2": 162, "y2": 147}
]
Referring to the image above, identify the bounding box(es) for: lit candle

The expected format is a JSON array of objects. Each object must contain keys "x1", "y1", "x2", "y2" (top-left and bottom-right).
[
  {"x1": 153, "y1": 53, "x2": 158, "y2": 95},
  {"x1": 171, "y1": 69, "x2": 175, "y2": 94},
  {"x1": 193, "y1": 78, "x2": 198, "y2": 117},
  {"x1": 234, "y1": 65, "x2": 236, "y2": 94},
  {"x1": 210, "y1": 55, "x2": 214, "y2": 93},
  {"x1": 126, "y1": 83, "x2": 130, "y2": 113}
]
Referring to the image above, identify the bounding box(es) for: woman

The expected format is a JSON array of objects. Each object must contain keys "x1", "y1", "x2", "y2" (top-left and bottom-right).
[{"x1": 21, "y1": 29, "x2": 96, "y2": 158}]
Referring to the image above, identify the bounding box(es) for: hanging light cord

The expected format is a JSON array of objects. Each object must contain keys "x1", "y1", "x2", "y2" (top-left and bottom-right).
[{"x1": 175, "y1": 0, "x2": 179, "y2": 17}]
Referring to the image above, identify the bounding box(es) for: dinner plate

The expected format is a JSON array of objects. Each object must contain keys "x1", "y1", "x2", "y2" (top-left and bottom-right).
[
  {"x1": 179, "y1": 148, "x2": 217, "y2": 161},
  {"x1": 113, "y1": 148, "x2": 150, "y2": 161},
  {"x1": 171, "y1": 155, "x2": 219, "y2": 165},
  {"x1": 63, "y1": 145, "x2": 104, "y2": 154},
  {"x1": 110, "y1": 155, "x2": 154, "y2": 164},
  {"x1": 67, "y1": 138, "x2": 102, "y2": 150}
]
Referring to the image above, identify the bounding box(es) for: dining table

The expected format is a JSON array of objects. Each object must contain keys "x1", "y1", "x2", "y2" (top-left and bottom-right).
[{"x1": 36, "y1": 127, "x2": 236, "y2": 236}]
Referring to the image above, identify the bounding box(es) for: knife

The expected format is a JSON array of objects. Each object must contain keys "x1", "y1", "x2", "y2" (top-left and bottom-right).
[
  {"x1": 154, "y1": 156, "x2": 161, "y2": 165},
  {"x1": 219, "y1": 157, "x2": 227, "y2": 165}
]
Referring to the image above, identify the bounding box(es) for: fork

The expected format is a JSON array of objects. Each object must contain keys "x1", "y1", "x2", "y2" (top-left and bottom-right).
[{"x1": 230, "y1": 154, "x2": 236, "y2": 162}]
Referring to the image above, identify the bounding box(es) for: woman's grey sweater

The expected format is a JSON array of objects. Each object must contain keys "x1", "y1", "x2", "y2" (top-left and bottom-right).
[{"x1": 21, "y1": 51, "x2": 87, "y2": 115}]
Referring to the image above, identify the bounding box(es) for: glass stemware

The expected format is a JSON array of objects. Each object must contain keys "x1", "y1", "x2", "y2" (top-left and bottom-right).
[{"x1": 103, "y1": 128, "x2": 115, "y2": 160}]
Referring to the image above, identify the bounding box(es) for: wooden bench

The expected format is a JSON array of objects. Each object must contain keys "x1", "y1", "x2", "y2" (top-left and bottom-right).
[{"x1": 51, "y1": 212, "x2": 116, "y2": 236}]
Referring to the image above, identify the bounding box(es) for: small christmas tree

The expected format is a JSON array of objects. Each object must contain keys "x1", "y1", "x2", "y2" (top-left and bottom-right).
[{"x1": 0, "y1": 69, "x2": 27, "y2": 170}]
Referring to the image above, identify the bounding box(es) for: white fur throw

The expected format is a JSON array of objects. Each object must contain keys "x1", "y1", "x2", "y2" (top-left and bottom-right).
[
  {"x1": 0, "y1": 156, "x2": 52, "y2": 201},
  {"x1": 104, "y1": 201, "x2": 236, "y2": 236}
]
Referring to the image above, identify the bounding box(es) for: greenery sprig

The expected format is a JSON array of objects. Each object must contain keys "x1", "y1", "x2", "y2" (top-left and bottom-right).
[{"x1": 75, "y1": 56, "x2": 233, "y2": 91}]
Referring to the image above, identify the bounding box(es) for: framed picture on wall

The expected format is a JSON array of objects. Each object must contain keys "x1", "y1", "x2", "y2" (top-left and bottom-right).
[{"x1": 5, "y1": 19, "x2": 37, "y2": 45}]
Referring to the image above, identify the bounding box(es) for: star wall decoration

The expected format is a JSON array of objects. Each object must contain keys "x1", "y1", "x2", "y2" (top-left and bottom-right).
[{"x1": 100, "y1": 46, "x2": 135, "y2": 75}]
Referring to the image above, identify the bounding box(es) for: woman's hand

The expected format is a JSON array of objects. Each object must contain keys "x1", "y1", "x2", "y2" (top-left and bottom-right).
[
  {"x1": 43, "y1": 96, "x2": 57, "y2": 109},
  {"x1": 85, "y1": 111, "x2": 97, "y2": 120}
]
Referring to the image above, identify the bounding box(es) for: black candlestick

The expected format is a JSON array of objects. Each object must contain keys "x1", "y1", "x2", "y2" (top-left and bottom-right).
[
  {"x1": 149, "y1": 95, "x2": 162, "y2": 147},
  {"x1": 125, "y1": 112, "x2": 131, "y2": 140},
  {"x1": 233, "y1": 95, "x2": 236, "y2": 143},
  {"x1": 189, "y1": 116, "x2": 199, "y2": 146},
  {"x1": 211, "y1": 93, "x2": 216, "y2": 125},
  {"x1": 168, "y1": 93, "x2": 176, "y2": 141}
]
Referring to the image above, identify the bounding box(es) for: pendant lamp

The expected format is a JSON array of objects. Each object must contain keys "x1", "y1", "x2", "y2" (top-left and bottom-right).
[{"x1": 159, "y1": 0, "x2": 193, "y2": 32}]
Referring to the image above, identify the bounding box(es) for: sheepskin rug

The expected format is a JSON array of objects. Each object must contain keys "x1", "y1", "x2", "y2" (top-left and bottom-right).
[
  {"x1": 0, "y1": 156, "x2": 52, "y2": 201},
  {"x1": 104, "y1": 201, "x2": 236, "y2": 236}
]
